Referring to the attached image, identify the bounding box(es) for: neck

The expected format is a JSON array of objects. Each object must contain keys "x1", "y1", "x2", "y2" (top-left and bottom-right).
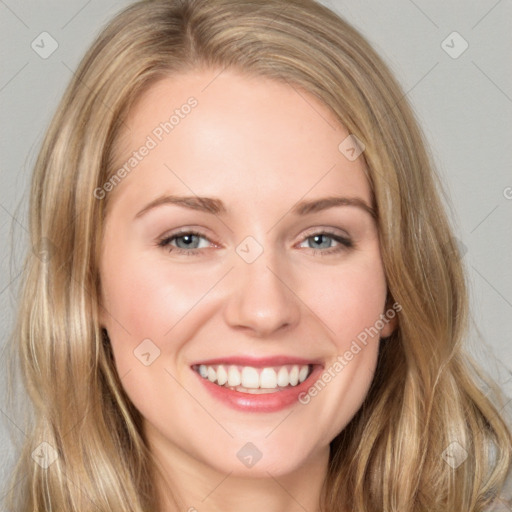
[{"x1": 147, "y1": 427, "x2": 330, "y2": 512}]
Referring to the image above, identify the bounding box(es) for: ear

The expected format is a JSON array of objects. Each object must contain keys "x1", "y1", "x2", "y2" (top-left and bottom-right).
[
  {"x1": 97, "y1": 289, "x2": 109, "y2": 331},
  {"x1": 380, "y1": 293, "x2": 399, "y2": 338},
  {"x1": 380, "y1": 315, "x2": 397, "y2": 338}
]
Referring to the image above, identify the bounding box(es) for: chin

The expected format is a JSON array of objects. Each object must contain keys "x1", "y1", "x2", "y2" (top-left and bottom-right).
[{"x1": 197, "y1": 438, "x2": 321, "y2": 479}]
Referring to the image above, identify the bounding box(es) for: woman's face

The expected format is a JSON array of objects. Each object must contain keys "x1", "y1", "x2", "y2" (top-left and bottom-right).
[{"x1": 99, "y1": 68, "x2": 395, "y2": 478}]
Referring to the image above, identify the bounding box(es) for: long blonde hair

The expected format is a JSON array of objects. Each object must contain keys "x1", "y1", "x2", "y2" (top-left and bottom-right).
[{"x1": 5, "y1": 0, "x2": 511, "y2": 510}]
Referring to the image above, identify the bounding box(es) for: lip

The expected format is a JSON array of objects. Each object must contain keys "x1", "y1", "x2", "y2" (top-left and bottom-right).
[
  {"x1": 191, "y1": 355, "x2": 324, "y2": 368},
  {"x1": 191, "y1": 359, "x2": 324, "y2": 413}
]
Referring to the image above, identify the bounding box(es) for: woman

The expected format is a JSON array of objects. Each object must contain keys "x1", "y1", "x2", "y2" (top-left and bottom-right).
[{"x1": 5, "y1": 0, "x2": 511, "y2": 510}]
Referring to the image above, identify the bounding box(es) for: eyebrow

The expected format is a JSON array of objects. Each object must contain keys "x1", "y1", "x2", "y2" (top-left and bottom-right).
[{"x1": 134, "y1": 194, "x2": 376, "y2": 219}]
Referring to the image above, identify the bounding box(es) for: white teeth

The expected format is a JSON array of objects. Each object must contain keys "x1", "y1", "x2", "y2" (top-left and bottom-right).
[
  {"x1": 298, "y1": 365, "x2": 309, "y2": 383},
  {"x1": 207, "y1": 366, "x2": 216, "y2": 383},
  {"x1": 216, "y1": 365, "x2": 228, "y2": 386},
  {"x1": 227, "y1": 365, "x2": 241, "y2": 387},
  {"x1": 276, "y1": 366, "x2": 289, "y2": 387},
  {"x1": 289, "y1": 365, "x2": 299, "y2": 386},
  {"x1": 259, "y1": 368, "x2": 277, "y2": 388},
  {"x1": 195, "y1": 363, "x2": 313, "y2": 391},
  {"x1": 241, "y1": 367, "x2": 259, "y2": 388}
]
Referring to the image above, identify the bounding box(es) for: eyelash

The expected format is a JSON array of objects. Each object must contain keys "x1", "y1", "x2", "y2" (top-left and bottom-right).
[{"x1": 156, "y1": 229, "x2": 353, "y2": 257}]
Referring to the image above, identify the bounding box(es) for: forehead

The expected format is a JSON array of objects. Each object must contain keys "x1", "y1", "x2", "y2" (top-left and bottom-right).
[{"x1": 108, "y1": 68, "x2": 372, "y2": 213}]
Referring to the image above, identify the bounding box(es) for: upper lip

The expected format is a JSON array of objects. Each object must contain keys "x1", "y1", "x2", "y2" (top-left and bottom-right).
[{"x1": 191, "y1": 355, "x2": 324, "y2": 368}]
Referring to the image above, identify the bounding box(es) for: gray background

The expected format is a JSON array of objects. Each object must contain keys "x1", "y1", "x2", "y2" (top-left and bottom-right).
[{"x1": 1, "y1": 0, "x2": 511, "y2": 498}]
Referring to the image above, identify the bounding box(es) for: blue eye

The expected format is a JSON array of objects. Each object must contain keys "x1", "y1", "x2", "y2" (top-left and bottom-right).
[
  {"x1": 299, "y1": 232, "x2": 353, "y2": 255},
  {"x1": 157, "y1": 230, "x2": 353, "y2": 256},
  {"x1": 157, "y1": 231, "x2": 211, "y2": 256}
]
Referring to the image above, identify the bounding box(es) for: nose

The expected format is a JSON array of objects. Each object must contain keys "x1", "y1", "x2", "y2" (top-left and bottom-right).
[{"x1": 223, "y1": 250, "x2": 301, "y2": 338}]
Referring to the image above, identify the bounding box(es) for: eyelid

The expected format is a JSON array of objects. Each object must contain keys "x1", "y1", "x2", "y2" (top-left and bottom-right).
[
  {"x1": 298, "y1": 225, "x2": 351, "y2": 240},
  {"x1": 157, "y1": 225, "x2": 351, "y2": 244},
  {"x1": 157, "y1": 229, "x2": 219, "y2": 250},
  {"x1": 157, "y1": 225, "x2": 353, "y2": 257},
  {"x1": 157, "y1": 227, "x2": 219, "y2": 244}
]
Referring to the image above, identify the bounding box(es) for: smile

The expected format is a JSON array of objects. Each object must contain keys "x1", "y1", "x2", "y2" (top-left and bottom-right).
[{"x1": 192, "y1": 363, "x2": 313, "y2": 393}]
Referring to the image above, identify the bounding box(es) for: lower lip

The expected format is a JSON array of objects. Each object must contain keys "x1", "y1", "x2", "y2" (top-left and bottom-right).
[{"x1": 192, "y1": 365, "x2": 324, "y2": 413}]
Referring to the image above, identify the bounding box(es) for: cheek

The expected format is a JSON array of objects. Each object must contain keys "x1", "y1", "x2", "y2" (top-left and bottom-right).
[
  {"x1": 304, "y1": 255, "x2": 388, "y2": 346},
  {"x1": 102, "y1": 252, "x2": 210, "y2": 341},
  {"x1": 99, "y1": 253, "x2": 198, "y2": 417},
  {"x1": 298, "y1": 262, "x2": 385, "y2": 439}
]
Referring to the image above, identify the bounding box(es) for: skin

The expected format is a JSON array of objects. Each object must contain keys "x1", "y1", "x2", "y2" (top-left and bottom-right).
[{"x1": 99, "y1": 68, "x2": 396, "y2": 512}]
